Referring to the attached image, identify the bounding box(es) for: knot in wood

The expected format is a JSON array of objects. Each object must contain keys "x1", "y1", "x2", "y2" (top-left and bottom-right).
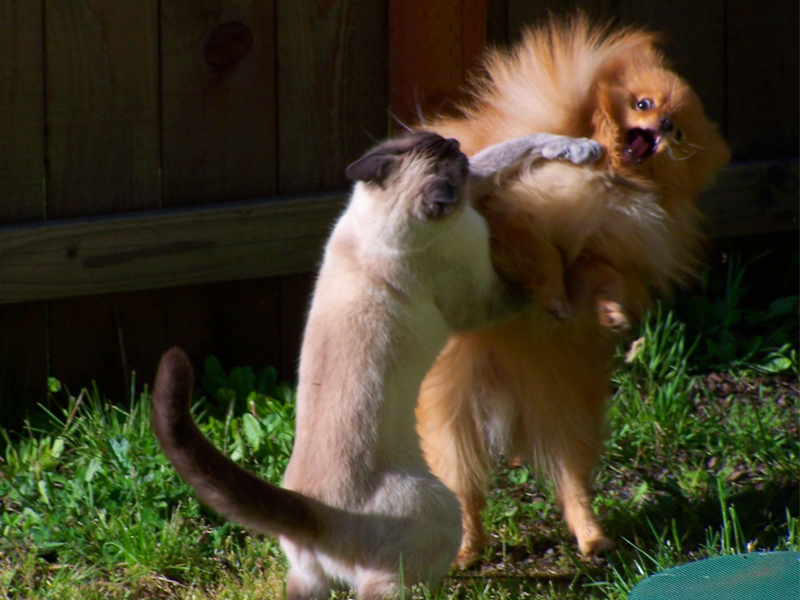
[{"x1": 204, "y1": 22, "x2": 253, "y2": 68}]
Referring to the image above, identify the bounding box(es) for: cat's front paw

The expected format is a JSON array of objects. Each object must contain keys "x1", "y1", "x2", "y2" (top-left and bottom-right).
[{"x1": 541, "y1": 137, "x2": 604, "y2": 165}]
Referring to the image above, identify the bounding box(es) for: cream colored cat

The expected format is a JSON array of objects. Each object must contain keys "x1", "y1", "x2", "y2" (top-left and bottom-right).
[{"x1": 151, "y1": 131, "x2": 601, "y2": 599}]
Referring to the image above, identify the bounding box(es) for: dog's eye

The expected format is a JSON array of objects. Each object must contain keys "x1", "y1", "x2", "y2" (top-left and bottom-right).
[{"x1": 636, "y1": 98, "x2": 655, "y2": 111}]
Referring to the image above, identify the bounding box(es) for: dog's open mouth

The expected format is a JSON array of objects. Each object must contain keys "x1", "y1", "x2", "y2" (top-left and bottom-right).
[{"x1": 624, "y1": 128, "x2": 658, "y2": 163}]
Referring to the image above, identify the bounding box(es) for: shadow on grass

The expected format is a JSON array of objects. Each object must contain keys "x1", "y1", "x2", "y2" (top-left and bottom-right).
[
  {"x1": 467, "y1": 474, "x2": 798, "y2": 597},
  {"x1": 605, "y1": 477, "x2": 799, "y2": 553}
]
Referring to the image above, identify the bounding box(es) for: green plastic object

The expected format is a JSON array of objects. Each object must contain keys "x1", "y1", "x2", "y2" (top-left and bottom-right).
[{"x1": 628, "y1": 551, "x2": 800, "y2": 600}]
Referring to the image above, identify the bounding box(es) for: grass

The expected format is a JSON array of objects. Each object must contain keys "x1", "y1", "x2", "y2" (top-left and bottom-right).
[{"x1": 1, "y1": 254, "x2": 797, "y2": 599}]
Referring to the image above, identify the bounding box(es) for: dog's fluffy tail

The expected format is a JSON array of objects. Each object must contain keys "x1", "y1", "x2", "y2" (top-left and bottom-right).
[{"x1": 152, "y1": 347, "x2": 322, "y2": 542}]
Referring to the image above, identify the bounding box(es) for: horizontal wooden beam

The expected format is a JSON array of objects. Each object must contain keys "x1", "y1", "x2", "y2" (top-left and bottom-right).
[
  {"x1": 0, "y1": 160, "x2": 795, "y2": 305},
  {"x1": 0, "y1": 191, "x2": 347, "y2": 305}
]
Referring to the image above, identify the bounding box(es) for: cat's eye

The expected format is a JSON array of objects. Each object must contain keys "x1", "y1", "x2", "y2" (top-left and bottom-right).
[
  {"x1": 422, "y1": 180, "x2": 461, "y2": 218},
  {"x1": 636, "y1": 98, "x2": 655, "y2": 111},
  {"x1": 440, "y1": 182, "x2": 457, "y2": 202}
]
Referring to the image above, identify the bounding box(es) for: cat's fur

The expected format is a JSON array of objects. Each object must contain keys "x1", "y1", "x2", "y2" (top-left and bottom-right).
[{"x1": 152, "y1": 131, "x2": 601, "y2": 599}]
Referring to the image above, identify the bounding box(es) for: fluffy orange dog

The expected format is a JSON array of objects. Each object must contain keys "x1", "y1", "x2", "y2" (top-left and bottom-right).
[{"x1": 417, "y1": 15, "x2": 730, "y2": 566}]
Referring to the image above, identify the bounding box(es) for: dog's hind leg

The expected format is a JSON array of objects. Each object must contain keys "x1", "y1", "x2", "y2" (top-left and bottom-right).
[
  {"x1": 417, "y1": 336, "x2": 497, "y2": 569},
  {"x1": 539, "y1": 351, "x2": 614, "y2": 556},
  {"x1": 553, "y1": 444, "x2": 614, "y2": 555}
]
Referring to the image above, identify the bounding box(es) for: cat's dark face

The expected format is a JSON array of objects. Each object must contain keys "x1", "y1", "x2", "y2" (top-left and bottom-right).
[{"x1": 346, "y1": 131, "x2": 469, "y2": 219}]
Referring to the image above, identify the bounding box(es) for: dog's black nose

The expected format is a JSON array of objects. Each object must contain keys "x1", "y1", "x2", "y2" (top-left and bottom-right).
[{"x1": 660, "y1": 116, "x2": 675, "y2": 132}]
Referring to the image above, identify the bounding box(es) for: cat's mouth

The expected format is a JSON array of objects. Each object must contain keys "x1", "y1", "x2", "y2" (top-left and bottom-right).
[{"x1": 623, "y1": 128, "x2": 658, "y2": 163}]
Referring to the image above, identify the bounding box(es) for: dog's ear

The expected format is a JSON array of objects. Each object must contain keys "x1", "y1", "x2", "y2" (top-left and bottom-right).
[{"x1": 345, "y1": 150, "x2": 396, "y2": 183}]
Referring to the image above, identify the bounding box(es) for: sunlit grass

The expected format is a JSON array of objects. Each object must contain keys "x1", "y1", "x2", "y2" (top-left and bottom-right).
[{"x1": 1, "y1": 254, "x2": 797, "y2": 599}]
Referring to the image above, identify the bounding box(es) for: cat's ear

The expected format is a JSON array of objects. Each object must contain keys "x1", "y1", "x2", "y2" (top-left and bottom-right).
[
  {"x1": 346, "y1": 151, "x2": 397, "y2": 184},
  {"x1": 346, "y1": 131, "x2": 436, "y2": 183}
]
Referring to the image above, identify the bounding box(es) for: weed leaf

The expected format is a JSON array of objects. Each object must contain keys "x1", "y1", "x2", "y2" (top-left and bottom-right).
[
  {"x1": 242, "y1": 413, "x2": 262, "y2": 452},
  {"x1": 201, "y1": 356, "x2": 228, "y2": 395}
]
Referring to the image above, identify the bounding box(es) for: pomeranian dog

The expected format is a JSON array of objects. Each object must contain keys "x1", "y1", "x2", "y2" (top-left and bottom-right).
[{"x1": 416, "y1": 14, "x2": 731, "y2": 566}]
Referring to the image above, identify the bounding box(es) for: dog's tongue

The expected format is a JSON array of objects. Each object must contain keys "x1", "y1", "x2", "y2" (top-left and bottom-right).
[{"x1": 624, "y1": 128, "x2": 656, "y2": 163}]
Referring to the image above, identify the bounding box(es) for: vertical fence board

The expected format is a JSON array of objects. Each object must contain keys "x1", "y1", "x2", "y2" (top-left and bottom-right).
[
  {"x1": 619, "y1": 0, "x2": 726, "y2": 132},
  {"x1": 0, "y1": 3, "x2": 47, "y2": 427},
  {"x1": 163, "y1": 285, "x2": 219, "y2": 373},
  {"x1": 44, "y1": 0, "x2": 160, "y2": 217},
  {"x1": 462, "y1": 0, "x2": 489, "y2": 78},
  {"x1": 0, "y1": 303, "x2": 47, "y2": 432},
  {"x1": 217, "y1": 279, "x2": 283, "y2": 375},
  {"x1": 45, "y1": 0, "x2": 162, "y2": 401},
  {"x1": 273, "y1": 0, "x2": 386, "y2": 376},
  {"x1": 487, "y1": 0, "x2": 508, "y2": 45},
  {"x1": 389, "y1": 0, "x2": 470, "y2": 130},
  {"x1": 727, "y1": 0, "x2": 799, "y2": 159},
  {"x1": 0, "y1": 1, "x2": 44, "y2": 224},
  {"x1": 160, "y1": 1, "x2": 279, "y2": 381},
  {"x1": 110, "y1": 292, "x2": 167, "y2": 400},
  {"x1": 49, "y1": 291, "x2": 164, "y2": 402},
  {"x1": 161, "y1": 0, "x2": 277, "y2": 207},
  {"x1": 49, "y1": 296, "x2": 118, "y2": 397},
  {"x1": 507, "y1": 0, "x2": 618, "y2": 41},
  {"x1": 279, "y1": 273, "x2": 314, "y2": 382},
  {"x1": 277, "y1": 0, "x2": 387, "y2": 194},
  {"x1": 162, "y1": 279, "x2": 282, "y2": 379},
  {"x1": 48, "y1": 294, "x2": 167, "y2": 403}
]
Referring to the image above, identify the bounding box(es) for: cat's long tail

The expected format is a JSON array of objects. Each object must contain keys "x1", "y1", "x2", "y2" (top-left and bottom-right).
[{"x1": 151, "y1": 347, "x2": 323, "y2": 542}]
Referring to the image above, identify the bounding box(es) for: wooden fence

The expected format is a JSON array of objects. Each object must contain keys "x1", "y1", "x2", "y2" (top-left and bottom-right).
[{"x1": 0, "y1": 0, "x2": 797, "y2": 430}]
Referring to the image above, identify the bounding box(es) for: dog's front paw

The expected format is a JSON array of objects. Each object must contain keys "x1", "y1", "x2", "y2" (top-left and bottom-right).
[
  {"x1": 541, "y1": 137, "x2": 604, "y2": 165},
  {"x1": 597, "y1": 299, "x2": 630, "y2": 332}
]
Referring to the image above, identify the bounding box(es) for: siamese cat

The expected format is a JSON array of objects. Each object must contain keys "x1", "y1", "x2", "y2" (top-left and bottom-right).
[{"x1": 152, "y1": 131, "x2": 602, "y2": 599}]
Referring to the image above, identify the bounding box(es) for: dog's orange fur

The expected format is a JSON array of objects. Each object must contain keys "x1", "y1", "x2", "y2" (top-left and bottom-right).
[{"x1": 416, "y1": 15, "x2": 730, "y2": 566}]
